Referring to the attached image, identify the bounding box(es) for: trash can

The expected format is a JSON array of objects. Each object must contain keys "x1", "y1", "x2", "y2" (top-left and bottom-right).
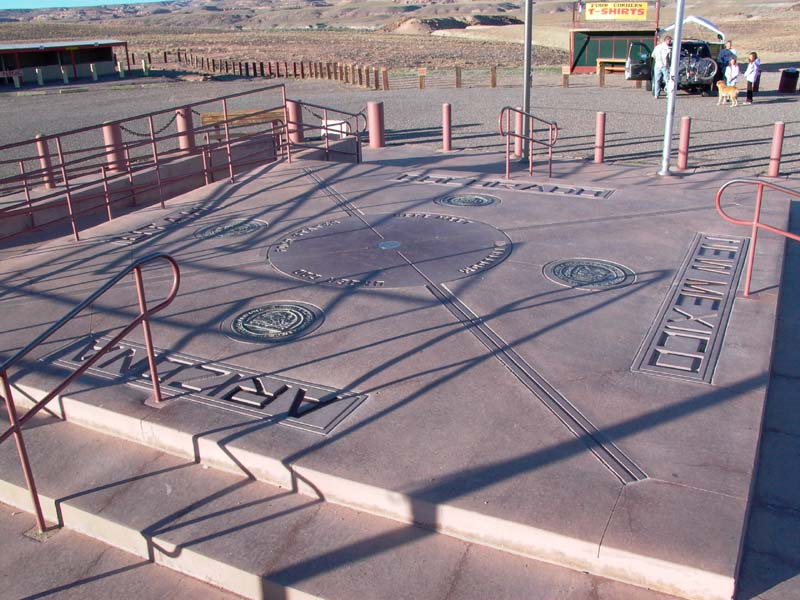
[{"x1": 779, "y1": 68, "x2": 799, "y2": 93}]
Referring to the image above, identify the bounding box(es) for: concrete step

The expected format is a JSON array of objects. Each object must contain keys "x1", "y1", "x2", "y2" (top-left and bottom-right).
[
  {"x1": 0, "y1": 501, "x2": 241, "y2": 600},
  {"x1": 0, "y1": 412, "x2": 679, "y2": 600},
  {"x1": 11, "y1": 374, "x2": 742, "y2": 600}
]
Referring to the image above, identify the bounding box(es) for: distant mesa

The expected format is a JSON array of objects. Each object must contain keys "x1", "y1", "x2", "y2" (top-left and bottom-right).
[{"x1": 390, "y1": 14, "x2": 522, "y2": 34}]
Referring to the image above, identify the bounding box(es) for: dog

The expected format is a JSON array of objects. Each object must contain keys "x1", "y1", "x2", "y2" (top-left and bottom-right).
[{"x1": 716, "y1": 80, "x2": 739, "y2": 107}]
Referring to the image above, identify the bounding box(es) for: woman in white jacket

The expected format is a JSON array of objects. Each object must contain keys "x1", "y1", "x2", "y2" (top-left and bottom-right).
[{"x1": 743, "y1": 52, "x2": 761, "y2": 104}]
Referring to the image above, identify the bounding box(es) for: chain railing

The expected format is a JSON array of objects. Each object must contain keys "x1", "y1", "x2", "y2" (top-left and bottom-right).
[
  {"x1": 715, "y1": 178, "x2": 800, "y2": 297},
  {"x1": 498, "y1": 106, "x2": 559, "y2": 179},
  {"x1": 0, "y1": 84, "x2": 289, "y2": 243},
  {"x1": 0, "y1": 252, "x2": 180, "y2": 533}
]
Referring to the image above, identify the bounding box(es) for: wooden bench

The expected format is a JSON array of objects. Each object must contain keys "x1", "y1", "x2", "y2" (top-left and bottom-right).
[{"x1": 200, "y1": 108, "x2": 284, "y2": 141}]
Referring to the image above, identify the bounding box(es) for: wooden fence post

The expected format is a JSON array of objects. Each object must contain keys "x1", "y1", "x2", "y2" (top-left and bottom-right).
[
  {"x1": 418, "y1": 67, "x2": 426, "y2": 89},
  {"x1": 381, "y1": 67, "x2": 390, "y2": 91},
  {"x1": 490, "y1": 66, "x2": 497, "y2": 88},
  {"x1": 455, "y1": 66, "x2": 462, "y2": 88}
]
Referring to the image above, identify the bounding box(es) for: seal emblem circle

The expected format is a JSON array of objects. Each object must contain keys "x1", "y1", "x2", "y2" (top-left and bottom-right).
[
  {"x1": 227, "y1": 302, "x2": 323, "y2": 343},
  {"x1": 434, "y1": 194, "x2": 498, "y2": 208},
  {"x1": 543, "y1": 258, "x2": 635, "y2": 291},
  {"x1": 195, "y1": 218, "x2": 268, "y2": 240}
]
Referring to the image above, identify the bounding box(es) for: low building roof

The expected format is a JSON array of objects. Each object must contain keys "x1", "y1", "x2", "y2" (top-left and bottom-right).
[{"x1": 0, "y1": 40, "x2": 126, "y2": 53}]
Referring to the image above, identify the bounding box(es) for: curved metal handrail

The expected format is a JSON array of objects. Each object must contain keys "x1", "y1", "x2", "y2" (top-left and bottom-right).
[
  {"x1": 498, "y1": 106, "x2": 559, "y2": 179},
  {"x1": 0, "y1": 251, "x2": 180, "y2": 532},
  {"x1": 715, "y1": 178, "x2": 800, "y2": 297}
]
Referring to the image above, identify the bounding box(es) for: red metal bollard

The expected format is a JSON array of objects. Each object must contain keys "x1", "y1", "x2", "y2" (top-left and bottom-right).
[
  {"x1": 677, "y1": 116, "x2": 692, "y2": 171},
  {"x1": 768, "y1": 121, "x2": 785, "y2": 177},
  {"x1": 442, "y1": 103, "x2": 452, "y2": 152},
  {"x1": 594, "y1": 111, "x2": 606, "y2": 164},
  {"x1": 368, "y1": 101, "x2": 386, "y2": 149},
  {"x1": 102, "y1": 121, "x2": 126, "y2": 174},
  {"x1": 513, "y1": 107, "x2": 523, "y2": 158},
  {"x1": 175, "y1": 106, "x2": 195, "y2": 153},
  {"x1": 285, "y1": 100, "x2": 304, "y2": 144},
  {"x1": 35, "y1": 135, "x2": 56, "y2": 189}
]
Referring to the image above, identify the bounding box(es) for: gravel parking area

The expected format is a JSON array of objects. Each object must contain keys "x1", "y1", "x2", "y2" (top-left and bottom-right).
[{"x1": 0, "y1": 70, "x2": 797, "y2": 179}]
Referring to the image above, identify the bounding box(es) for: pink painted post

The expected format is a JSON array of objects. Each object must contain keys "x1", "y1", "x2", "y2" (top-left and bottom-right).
[
  {"x1": 677, "y1": 116, "x2": 691, "y2": 171},
  {"x1": 513, "y1": 108, "x2": 523, "y2": 158},
  {"x1": 442, "y1": 103, "x2": 452, "y2": 152},
  {"x1": 102, "y1": 121, "x2": 126, "y2": 174},
  {"x1": 743, "y1": 183, "x2": 765, "y2": 297},
  {"x1": 594, "y1": 111, "x2": 606, "y2": 164},
  {"x1": 768, "y1": 121, "x2": 785, "y2": 177},
  {"x1": 35, "y1": 135, "x2": 56, "y2": 189},
  {"x1": 2, "y1": 373, "x2": 47, "y2": 533},
  {"x1": 367, "y1": 101, "x2": 386, "y2": 149},
  {"x1": 285, "y1": 100, "x2": 304, "y2": 143},
  {"x1": 175, "y1": 106, "x2": 195, "y2": 153}
]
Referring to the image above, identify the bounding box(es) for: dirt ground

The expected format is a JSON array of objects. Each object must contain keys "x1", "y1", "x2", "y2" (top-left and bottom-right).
[{"x1": 0, "y1": 0, "x2": 797, "y2": 69}]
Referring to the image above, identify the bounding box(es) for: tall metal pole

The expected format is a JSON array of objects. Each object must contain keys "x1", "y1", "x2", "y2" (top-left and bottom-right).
[
  {"x1": 521, "y1": 0, "x2": 534, "y2": 157},
  {"x1": 658, "y1": 0, "x2": 686, "y2": 176}
]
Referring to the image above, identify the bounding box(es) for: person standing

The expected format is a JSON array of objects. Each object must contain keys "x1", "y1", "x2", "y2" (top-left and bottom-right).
[
  {"x1": 651, "y1": 35, "x2": 672, "y2": 99},
  {"x1": 743, "y1": 52, "x2": 761, "y2": 104},
  {"x1": 724, "y1": 57, "x2": 740, "y2": 87},
  {"x1": 717, "y1": 40, "x2": 737, "y2": 73}
]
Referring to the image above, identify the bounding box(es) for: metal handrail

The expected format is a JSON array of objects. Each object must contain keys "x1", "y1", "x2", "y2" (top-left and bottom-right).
[
  {"x1": 499, "y1": 106, "x2": 559, "y2": 179},
  {"x1": 286, "y1": 99, "x2": 365, "y2": 164},
  {"x1": 715, "y1": 178, "x2": 800, "y2": 297},
  {"x1": 0, "y1": 252, "x2": 180, "y2": 532}
]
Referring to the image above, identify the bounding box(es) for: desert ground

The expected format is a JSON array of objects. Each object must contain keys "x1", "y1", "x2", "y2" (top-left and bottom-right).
[{"x1": 0, "y1": 0, "x2": 798, "y2": 70}]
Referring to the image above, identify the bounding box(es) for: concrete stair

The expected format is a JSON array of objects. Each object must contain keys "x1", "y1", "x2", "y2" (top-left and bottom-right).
[{"x1": 0, "y1": 403, "x2": 680, "y2": 600}]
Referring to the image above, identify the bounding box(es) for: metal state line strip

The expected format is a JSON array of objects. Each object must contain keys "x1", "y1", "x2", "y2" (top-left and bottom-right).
[
  {"x1": 308, "y1": 168, "x2": 645, "y2": 483},
  {"x1": 305, "y1": 168, "x2": 363, "y2": 218},
  {"x1": 429, "y1": 283, "x2": 647, "y2": 485}
]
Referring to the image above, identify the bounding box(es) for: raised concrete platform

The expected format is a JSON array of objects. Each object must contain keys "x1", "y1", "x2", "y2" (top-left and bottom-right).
[{"x1": 0, "y1": 147, "x2": 789, "y2": 600}]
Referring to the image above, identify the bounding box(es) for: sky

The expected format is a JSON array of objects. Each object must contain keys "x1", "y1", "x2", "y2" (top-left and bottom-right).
[{"x1": 0, "y1": 0, "x2": 164, "y2": 9}]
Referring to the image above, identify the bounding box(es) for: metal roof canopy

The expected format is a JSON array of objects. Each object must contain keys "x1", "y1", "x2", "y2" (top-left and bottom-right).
[{"x1": 0, "y1": 40, "x2": 126, "y2": 53}]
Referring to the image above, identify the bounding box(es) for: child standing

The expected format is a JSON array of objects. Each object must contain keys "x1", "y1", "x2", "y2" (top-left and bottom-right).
[
  {"x1": 744, "y1": 52, "x2": 761, "y2": 104},
  {"x1": 724, "y1": 57, "x2": 740, "y2": 87}
]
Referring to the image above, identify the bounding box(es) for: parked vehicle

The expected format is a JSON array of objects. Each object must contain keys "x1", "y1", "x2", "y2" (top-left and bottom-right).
[{"x1": 626, "y1": 39, "x2": 718, "y2": 95}]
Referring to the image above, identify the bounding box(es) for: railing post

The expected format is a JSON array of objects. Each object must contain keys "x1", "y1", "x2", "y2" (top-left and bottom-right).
[
  {"x1": 514, "y1": 108, "x2": 523, "y2": 158},
  {"x1": 285, "y1": 100, "x2": 304, "y2": 144},
  {"x1": 677, "y1": 116, "x2": 691, "y2": 171},
  {"x1": 442, "y1": 103, "x2": 452, "y2": 152},
  {"x1": 768, "y1": 121, "x2": 785, "y2": 177},
  {"x1": 221, "y1": 98, "x2": 236, "y2": 182},
  {"x1": 35, "y1": 135, "x2": 56, "y2": 189},
  {"x1": 147, "y1": 115, "x2": 166, "y2": 209},
  {"x1": 743, "y1": 184, "x2": 765, "y2": 297},
  {"x1": 504, "y1": 110, "x2": 512, "y2": 179},
  {"x1": 132, "y1": 267, "x2": 164, "y2": 405},
  {"x1": 100, "y1": 166, "x2": 113, "y2": 221},
  {"x1": 1, "y1": 372, "x2": 47, "y2": 533},
  {"x1": 175, "y1": 106, "x2": 196, "y2": 153},
  {"x1": 102, "y1": 121, "x2": 126, "y2": 174},
  {"x1": 594, "y1": 111, "x2": 606, "y2": 164},
  {"x1": 54, "y1": 136, "x2": 80, "y2": 241},
  {"x1": 18, "y1": 160, "x2": 35, "y2": 227},
  {"x1": 368, "y1": 101, "x2": 385, "y2": 149}
]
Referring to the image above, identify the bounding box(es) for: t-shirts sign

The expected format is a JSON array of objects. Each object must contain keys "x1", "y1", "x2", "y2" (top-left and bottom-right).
[{"x1": 585, "y1": 2, "x2": 648, "y2": 20}]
